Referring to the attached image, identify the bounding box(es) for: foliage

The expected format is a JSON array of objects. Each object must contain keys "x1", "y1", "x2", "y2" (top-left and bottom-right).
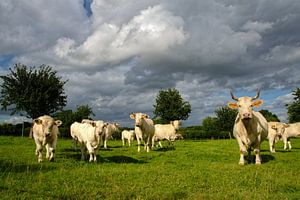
[
  {"x1": 153, "y1": 88, "x2": 191, "y2": 122},
  {"x1": 215, "y1": 106, "x2": 237, "y2": 133},
  {"x1": 0, "y1": 63, "x2": 67, "y2": 119},
  {"x1": 1, "y1": 136, "x2": 300, "y2": 199},
  {"x1": 286, "y1": 88, "x2": 300, "y2": 123},
  {"x1": 259, "y1": 109, "x2": 280, "y2": 122}
]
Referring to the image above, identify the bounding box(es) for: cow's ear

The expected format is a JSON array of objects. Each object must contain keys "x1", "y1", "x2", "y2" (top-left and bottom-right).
[
  {"x1": 227, "y1": 102, "x2": 238, "y2": 109},
  {"x1": 55, "y1": 120, "x2": 62, "y2": 127},
  {"x1": 91, "y1": 122, "x2": 96, "y2": 127},
  {"x1": 130, "y1": 113, "x2": 136, "y2": 119},
  {"x1": 34, "y1": 119, "x2": 42, "y2": 124},
  {"x1": 271, "y1": 124, "x2": 277, "y2": 130},
  {"x1": 142, "y1": 114, "x2": 149, "y2": 119},
  {"x1": 104, "y1": 122, "x2": 109, "y2": 128},
  {"x1": 284, "y1": 123, "x2": 290, "y2": 128},
  {"x1": 252, "y1": 100, "x2": 264, "y2": 108}
]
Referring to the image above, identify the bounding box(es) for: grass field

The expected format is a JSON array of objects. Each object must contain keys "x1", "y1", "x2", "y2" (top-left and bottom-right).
[{"x1": 1, "y1": 136, "x2": 300, "y2": 200}]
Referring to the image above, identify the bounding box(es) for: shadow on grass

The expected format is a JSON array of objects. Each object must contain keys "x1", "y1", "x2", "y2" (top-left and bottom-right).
[
  {"x1": 244, "y1": 154, "x2": 275, "y2": 164},
  {"x1": 102, "y1": 155, "x2": 147, "y2": 164},
  {"x1": 154, "y1": 146, "x2": 176, "y2": 152},
  {"x1": 0, "y1": 160, "x2": 57, "y2": 173}
]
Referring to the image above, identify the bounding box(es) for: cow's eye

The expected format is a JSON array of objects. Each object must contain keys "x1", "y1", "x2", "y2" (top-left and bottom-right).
[{"x1": 238, "y1": 105, "x2": 241, "y2": 107}]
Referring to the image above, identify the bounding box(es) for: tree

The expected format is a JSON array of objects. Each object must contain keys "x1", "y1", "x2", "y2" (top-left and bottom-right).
[
  {"x1": 215, "y1": 106, "x2": 237, "y2": 133},
  {"x1": 53, "y1": 105, "x2": 95, "y2": 128},
  {"x1": 286, "y1": 88, "x2": 300, "y2": 123},
  {"x1": 72, "y1": 105, "x2": 95, "y2": 123},
  {"x1": 0, "y1": 63, "x2": 67, "y2": 119},
  {"x1": 153, "y1": 88, "x2": 191, "y2": 122},
  {"x1": 259, "y1": 109, "x2": 280, "y2": 122}
]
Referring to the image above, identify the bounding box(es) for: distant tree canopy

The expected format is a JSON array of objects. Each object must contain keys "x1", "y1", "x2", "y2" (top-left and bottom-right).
[
  {"x1": 0, "y1": 63, "x2": 67, "y2": 119},
  {"x1": 53, "y1": 105, "x2": 95, "y2": 128},
  {"x1": 153, "y1": 88, "x2": 191, "y2": 122},
  {"x1": 215, "y1": 106, "x2": 237, "y2": 133},
  {"x1": 259, "y1": 109, "x2": 280, "y2": 122},
  {"x1": 286, "y1": 88, "x2": 300, "y2": 123}
]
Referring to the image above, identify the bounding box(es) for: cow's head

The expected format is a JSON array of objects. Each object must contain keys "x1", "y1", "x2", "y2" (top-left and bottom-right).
[
  {"x1": 227, "y1": 90, "x2": 264, "y2": 120},
  {"x1": 34, "y1": 118, "x2": 62, "y2": 137},
  {"x1": 91, "y1": 121, "x2": 108, "y2": 135},
  {"x1": 130, "y1": 113, "x2": 149, "y2": 127},
  {"x1": 270, "y1": 122, "x2": 289, "y2": 136},
  {"x1": 170, "y1": 120, "x2": 181, "y2": 130}
]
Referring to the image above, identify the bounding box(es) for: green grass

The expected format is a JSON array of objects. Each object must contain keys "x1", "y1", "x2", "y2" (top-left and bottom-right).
[{"x1": 1, "y1": 136, "x2": 300, "y2": 199}]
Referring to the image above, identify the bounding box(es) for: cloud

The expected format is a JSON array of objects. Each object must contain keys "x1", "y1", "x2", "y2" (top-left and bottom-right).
[{"x1": 0, "y1": 0, "x2": 300, "y2": 126}]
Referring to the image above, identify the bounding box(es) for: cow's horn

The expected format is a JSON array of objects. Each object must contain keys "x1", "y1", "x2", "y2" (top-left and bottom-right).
[
  {"x1": 230, "y1": 90, "x2": 238, "y2": 101},
  {"x1": 252, "y1": 89, "x2": 260, "y2": 100}
]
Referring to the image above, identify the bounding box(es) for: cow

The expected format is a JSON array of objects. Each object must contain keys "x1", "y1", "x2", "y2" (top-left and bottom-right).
[
  {"x1": 102, "y1": 122, "x2": 120, "y2": 149},
  {"x1": 121, "y1": 130, "x2": 135, "y2": 147},
  {"x1": 281, "y1": 122, "x2": 300, "y2": 150},
  {"x1": 152, "y1": 120, "x2": 181, "y2": 148},
  {"x1": 32, "y1": 115, "x2": 62, "y2": 163},
  {"x1": 70, "y1": 121, "x2": 107, "y2": 162},
  {"x1": 268, "y1": 122, "x2": 288, "y2": 153},
  {"x1": 130, "y1": 113, "x2": 155, "y2": 152},
  {"x1": 227, "y1": 90, "x2": 268, "y2": 165}
]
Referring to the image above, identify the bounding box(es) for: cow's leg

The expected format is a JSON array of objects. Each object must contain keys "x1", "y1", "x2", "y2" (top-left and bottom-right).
[
  {"x1": 145, "y1": 136, "x2": 150, "y2": 152},
  {"x1": 46, "y1": 143, "x2": 55, "y2": 162},
  {"x1": 136, "y1": 133, "x2": 141, "y2": 152},
  {"x1": 80, "y1": 144, "x2": 86, "y2": 161},
  {"x1": 86, "y1": 143, "x2": 95, "y2": 162},
  {"x1": 269, "y1": 135, "x2": 276, "y2": 153},
  {"x1": 122, "y1": 138, "x2": 125, "y2": 146},
  {"x1": 93, "y1": 148, "x2": 98, "y2": 163},
  {"x1": 236, "y1": 136, "x2": 246, "y2": 165},
  {"x1": 287, "y1": 138, "x2": 292, "y2": 150},
  {"x1": 159, "y1": 141, "x2": 163, "y2": 148},
  {"x1": 35, "y1": 142, "x2": 43, "y2": 163},
  {"x1": 254, "y1": 148, "x2": 262, "y2": 165},
  {"x1": 128, "y1": 139, "x2": 131, "y2": 147},
  {"x1": 282, "y1": 136, "x2": 288, "y2": 150},
  {"x1": 103, "y1": 139, "x2": 107, "y2": 149}
]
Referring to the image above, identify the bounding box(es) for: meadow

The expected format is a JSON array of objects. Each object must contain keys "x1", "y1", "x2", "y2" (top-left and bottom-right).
[{"x1": 1, "y1": 136, "x2": 300, "y2": 200}]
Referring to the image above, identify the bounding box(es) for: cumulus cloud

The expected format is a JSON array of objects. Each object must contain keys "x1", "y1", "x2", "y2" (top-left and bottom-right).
[{"x1": 0, "y1": 0, "x2": 300, "y2": 126}]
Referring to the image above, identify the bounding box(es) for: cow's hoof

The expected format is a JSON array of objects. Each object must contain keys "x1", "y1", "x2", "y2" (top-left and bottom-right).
[
  {"x1": 239, "y1": 162, "x2": 245, "y2": 165},
  {"x1": 255, "y1": 161, "x2": 261, "y2": 165}
]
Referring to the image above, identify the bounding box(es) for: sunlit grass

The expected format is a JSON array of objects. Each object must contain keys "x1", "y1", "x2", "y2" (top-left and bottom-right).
[{"x1": 1, "y1": 136, "x2": 300, "y2": 199}]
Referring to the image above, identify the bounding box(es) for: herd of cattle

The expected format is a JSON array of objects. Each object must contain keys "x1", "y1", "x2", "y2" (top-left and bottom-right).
[{"x1": 31, "y1": 90, "x2": 300, "y2": 165}]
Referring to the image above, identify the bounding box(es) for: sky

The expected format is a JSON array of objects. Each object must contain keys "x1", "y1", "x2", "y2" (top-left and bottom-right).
[{"x1": 0, "y1": 0, "x2": 299, "y2": 126}]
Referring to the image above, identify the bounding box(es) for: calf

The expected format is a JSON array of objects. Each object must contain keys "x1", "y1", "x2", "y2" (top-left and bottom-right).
[
  {"x1": 281, "y1": 122, "x2": 300, "y2": 150},
  {"x1": 268, "y1": 122, "x2": 288, "y2": 153},
  {"x1": 130, "y1": 113, "x2": 155, "y2": 152},
  {"x1": 32, "y1": 115, "x2": 62, "y2": 163},
  {"x1": 121, "y1": 130, "x2": 135, "y2": 147}
]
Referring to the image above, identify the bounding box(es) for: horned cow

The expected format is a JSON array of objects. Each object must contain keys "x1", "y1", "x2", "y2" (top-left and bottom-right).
[{"x1": 228, "y1": 90, "x2": 268, "y2": 165}]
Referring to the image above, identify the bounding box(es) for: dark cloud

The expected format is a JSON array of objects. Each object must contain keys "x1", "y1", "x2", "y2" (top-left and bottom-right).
[{"x1": 0, "y1": 0, "x2": 299, "y2": 126}]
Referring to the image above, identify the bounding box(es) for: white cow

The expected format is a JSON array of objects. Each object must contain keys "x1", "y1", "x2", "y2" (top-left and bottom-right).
[
  {"x1": 228, "y1": 90, "x2": 268, "y2": 165},
  {"x1": 121, "y1": 130, "x2": 135, "y2": 146},
  {"x1": 152, "y1": 120, "x2": 181, "y2": 148},
  {"x1": 281, "y1": 122, "x2": 300, "y2": 150},
  {"x1": 267, "y1": 122, "x2": 287, "y2": 153},
  {"x1": 130, "y1": 113, "x2": 155, "y2": 152},
  {"x1": 70, "y1": 121, "x2": 107, "y2": 162},
  {"x1": 32, "y1": 115, "x2": 62, "y2": 163},
  {"x1": 102, "y1": 122, "x2": 120, "y2": 149}
]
